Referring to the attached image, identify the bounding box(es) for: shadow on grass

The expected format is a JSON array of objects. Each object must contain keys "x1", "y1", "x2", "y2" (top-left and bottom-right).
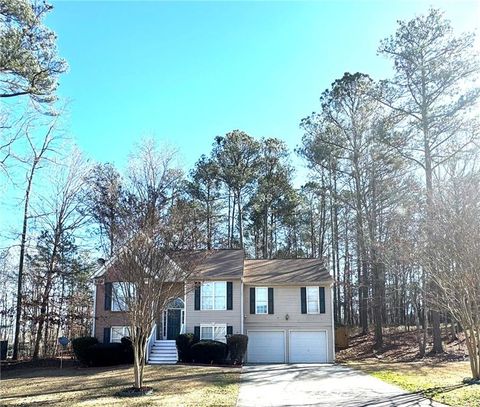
[
  {"x1": 1, "y1": 365, "x2": 240, "y2": 403},
  {"x1": 418, "y1": 382, "x2": 472, "y2": 398}
]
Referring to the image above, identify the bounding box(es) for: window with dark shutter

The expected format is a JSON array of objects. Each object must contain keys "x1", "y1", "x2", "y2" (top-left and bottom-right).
[
  {"x1": 227, "y1": 282, "x2": 233, "y2": 310},
  {"x1": 194, "y1": 326, "x2": 200, "y2": 339},
  {"x1": 268, "y1": 288, "x2": 274, "y2": 314},
  {"x1": 300, "y1": 287, "x2": 307, "y2": 314},
  {"x1": 104, "y1": 282, "x2": 112, "y2": 311},
  {"x1": 319, "y1": 287, "x2": 326, "y2": 314},
  {"x1": 194, "y1": 283, "x2": 201, "y2": 310},
  {"x1": 250, "y1": 287, "x2": 255, "y2": 314}
]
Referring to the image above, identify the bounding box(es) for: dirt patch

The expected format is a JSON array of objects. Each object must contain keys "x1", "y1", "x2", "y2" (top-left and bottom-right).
[{"x1": 0, "y1": 357, "x2": 79, "y2": 372}]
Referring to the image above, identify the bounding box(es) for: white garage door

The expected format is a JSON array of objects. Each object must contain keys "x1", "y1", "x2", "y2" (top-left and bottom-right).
[
  {"x1": 289, "y1": 331, "x2": 327, "y2": 363},
  {"x1": 247, "y1": 331, "x2": 285, "y2": 363}
]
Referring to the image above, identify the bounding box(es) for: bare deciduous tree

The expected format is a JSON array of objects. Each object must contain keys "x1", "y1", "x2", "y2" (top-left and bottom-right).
[
  {"x1": 426, "y1": 165, "x2": 480, "y2": 379},
  {"x1": 111, "y1": 231, "x2": 202, "y2": 391}
]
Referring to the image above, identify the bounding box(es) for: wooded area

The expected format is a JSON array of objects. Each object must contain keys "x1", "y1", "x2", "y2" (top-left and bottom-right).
[{"x1": 1, "y1": 2, "x2": 479, "y2": 378}]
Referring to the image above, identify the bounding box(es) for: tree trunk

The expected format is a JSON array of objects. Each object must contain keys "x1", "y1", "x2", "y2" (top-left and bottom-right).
[
  {"x1": 237, "y1": 191, "x2": 243, "y2": 249},
  {"x1": 12, "y1": 160, "x2": 38, "y2": 360},
  {"x1": 33, "y1": 228, "x2": 60, "y2": 359}
]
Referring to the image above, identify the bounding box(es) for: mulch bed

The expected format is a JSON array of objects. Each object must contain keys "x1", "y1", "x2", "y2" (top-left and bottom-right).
[
  {"x1": 176, "y1": 362, "x2": 243, "y2": 368},
  {"x1": 116, "y1": 386, "x2": 154, "y2": 397}
]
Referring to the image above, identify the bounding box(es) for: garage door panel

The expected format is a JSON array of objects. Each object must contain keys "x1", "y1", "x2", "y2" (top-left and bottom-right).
[
  {"x1": 289, "y1": 331, "x2": 327, "y2": 363},
  {"x1": 247, "y1": 331, "x2": 285, "y2": 363}
]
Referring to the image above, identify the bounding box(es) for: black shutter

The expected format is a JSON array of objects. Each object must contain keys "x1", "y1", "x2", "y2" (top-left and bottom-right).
[
  {"x1": 194, "y1": 283, "x2": 201, "y2": 310},
  {"x1": 227, "y1": 282, "x2": 233, "y2": 310},
  {"x1": 250, "y1": 287, "x2": 256, "y2": 314},
  {"x1": 227, "y1": 326, "x2": 233, "y2": 335},
  {"x1": 103, "y1": 327, "x2": 111, "y2": 343},
  {"x1": 268, "y1": 288, "x2": 274, "y2": 314},
  {"x1": 194, "y1": 326, "x2": 200, "y2": 340},
  {"x1": 104, "y1": 282, "x2": 112, "y2": 311},
  {"x1": 300, "y1": 287, "x2": 307, "y2": 314},
  {"x1": 319, "y1": 287, "x2": 326, "y2": 314}
]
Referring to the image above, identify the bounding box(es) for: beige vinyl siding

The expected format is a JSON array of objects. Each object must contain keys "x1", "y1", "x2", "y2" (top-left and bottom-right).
[
  {"x1": 244, "y1": 284, "x2": 335, "y2": 362},
  {"x1": 185, "y1": 279, "x2": 242, "y2": 335}
]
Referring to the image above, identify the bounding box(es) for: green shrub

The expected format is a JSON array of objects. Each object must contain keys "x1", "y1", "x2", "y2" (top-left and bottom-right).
[
  {"x1": 176, "y1": 333, "x2": 198, "y2": 362},
  {"x1": 191, "y1": 340, "x2": 228, "y2": 364},
  {"x1": 227, "y1": 334, "x2": 248, "y2": 364},
  {"x1": 88, "y1": 342, "x2": 133, "y2": 366},
  {"x1": 120, "y1": 336, "x2": 134, "y2": 363},
  {"x1": 71, "y1": 336, "x2": 98, "y2": 365},
  {"x1": 72, "y1": 336, "x2": 133, "y2": 367}
]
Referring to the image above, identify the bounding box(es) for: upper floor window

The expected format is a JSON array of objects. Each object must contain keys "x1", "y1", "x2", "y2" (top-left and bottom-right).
[
  {"x1": 112, "y1": 282, "x2": 135, "y2": 311},
  {"x1": 201, "y1": 281, "x2": 226, "y2": 310},
  {"x1": 307, "y1": 286, "x2": 320, "y2": 314},
  {"x1": 255, "y1": 287, "x2": 268, "y2": 314}
]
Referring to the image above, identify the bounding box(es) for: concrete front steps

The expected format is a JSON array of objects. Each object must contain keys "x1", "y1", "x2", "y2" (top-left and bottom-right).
[{"x1": 148, "y1": 340, "x2": 178, "y2": 365}]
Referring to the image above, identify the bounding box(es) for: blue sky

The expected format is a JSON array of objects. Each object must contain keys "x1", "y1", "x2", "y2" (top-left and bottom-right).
[{"x1": 47, "y1": 1, "x2": 480, "y2": 178}]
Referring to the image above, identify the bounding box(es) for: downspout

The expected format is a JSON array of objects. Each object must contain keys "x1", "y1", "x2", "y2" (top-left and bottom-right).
[
  {"x1": 92, "y1": 283, "x2": 97, "y2": 338},
  {"x1": 240, "y1": 280, "x2": 244, "y2": 334},
  {"x1": 331, "y1": 283, "x2": 335, "y2": 363},
  {"x1": 183, "y1": 282, "x2": 187, "y2": 334}
]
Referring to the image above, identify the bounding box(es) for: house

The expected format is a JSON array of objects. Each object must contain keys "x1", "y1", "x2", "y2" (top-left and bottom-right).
[{"x1": 92, "y1": 249, "x2": 335, "y2": 364}]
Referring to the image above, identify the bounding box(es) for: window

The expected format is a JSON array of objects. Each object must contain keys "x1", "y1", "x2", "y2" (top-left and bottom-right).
[
  {"x1": 111, "y1": 326, "x2": 130, "y2": 343},
  {"x1": 201, "y1": 281, "x2": 226, "y2": 310},
  {"x1": 200, "y1": 324, "x2": 227, "y2": 343},
  {"x1": 255, "y1": 287, "x2": 268, "y2": 314},
  {"x1": 307, "y1": 286, "x2": 320, "y2": 314},
  {"x1": 111, "y1": 282, "x2": 135, "y2": 311}
]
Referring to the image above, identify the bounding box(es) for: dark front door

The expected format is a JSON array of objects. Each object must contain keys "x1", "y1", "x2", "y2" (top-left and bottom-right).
[{"x1": 166, "y1": 309, "x2": 181, "y2": 340}]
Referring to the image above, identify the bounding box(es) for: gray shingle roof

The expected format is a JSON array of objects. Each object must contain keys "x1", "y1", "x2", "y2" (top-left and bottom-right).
[
  {"x1": 188, "y1": 249, "x2": 245, "y2": 279},
  {"x1": 243, "y1": 258, "x2": 332, "y2": 285}
]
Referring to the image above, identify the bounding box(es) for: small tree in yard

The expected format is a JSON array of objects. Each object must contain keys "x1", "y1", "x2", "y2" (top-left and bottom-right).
[
  {"x1": 112, "y1": 231, "x2": 202, "y2": 392},
  {"x1": 426, "y1": 168, "x2": 480, "y2": 379},
  {"x1": 108, "y1": 139, "x2": 203, "y2": 393}
]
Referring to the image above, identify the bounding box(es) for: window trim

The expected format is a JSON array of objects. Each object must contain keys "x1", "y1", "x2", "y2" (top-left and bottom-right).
[
  {"x1": 306, "y1": 286, "x2": 320, "y2": 314},
  {"x1": 110, "y1": 326, "x2": 130, "y2": 343},
  {"x1": 200, "y1": 323, "x2": 227, "y2": 343},
  {"x1": 255, "y1": 287, "x2": 268, "y2": 314},
  {"x1": 200, "y1": 281, "x2": 227, "y2": 311}
]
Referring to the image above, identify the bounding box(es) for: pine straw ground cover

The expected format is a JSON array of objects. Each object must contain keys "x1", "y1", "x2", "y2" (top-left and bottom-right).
[
  {"x1": 0, "y1": 364, "x2": 240, "y2": 406},
  {"x1": 338, "y1": 328, "x2": 479, "y2": 406}
]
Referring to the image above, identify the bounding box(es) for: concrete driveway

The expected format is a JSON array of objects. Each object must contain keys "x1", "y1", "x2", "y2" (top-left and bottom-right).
[{"x1": 237, "y1": 364, "x2": 447, "y2": 407}]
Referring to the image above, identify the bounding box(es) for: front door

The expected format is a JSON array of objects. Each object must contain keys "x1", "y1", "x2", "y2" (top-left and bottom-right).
[{"x1": 166, "y1": 309, "x2": 181, "y2": 340}]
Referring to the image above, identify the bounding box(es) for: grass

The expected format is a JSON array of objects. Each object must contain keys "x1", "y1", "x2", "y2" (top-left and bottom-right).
[
  {"x1": 346, "y1": 360, "x2": 480, "y2": 407},
  {"x1": 0, "y1": 364, "x2": 240, "y2": 406}
]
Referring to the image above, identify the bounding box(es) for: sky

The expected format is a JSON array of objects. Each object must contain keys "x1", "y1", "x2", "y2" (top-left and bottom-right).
[
  {"x1": 46, "y1": 0, "x2": 480, "y2": 177},
  {"x1": 1, "y1": 0, "x2": 480, "y2": 249}
]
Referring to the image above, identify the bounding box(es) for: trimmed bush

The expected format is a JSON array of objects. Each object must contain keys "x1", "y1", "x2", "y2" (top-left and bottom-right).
[
  {"x1": 72, "y1": 336, "x2": 133, "y2": 367},
  {"x1": 121, "y1": 336, "x2": 134, "y2": 364},
  {"x1": 88, "y1": 343, "x2": 127, "y2": 366},
  {"x1": 71, "y1": 336, "x2": 98, "y2": 365},
  {"x1": 176, "y1": 333, "x2": 198, "y2": 362},
  {"x1": 227, "y1": 334, "x2": 248, "y2": 365},
  {"x1": 191, "y1": 340, "x2": 228, "y2": 364}
]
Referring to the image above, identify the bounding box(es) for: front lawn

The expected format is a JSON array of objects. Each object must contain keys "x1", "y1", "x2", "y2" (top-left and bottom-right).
[
  {"x1": 0, "y1": 364, "x2": 240, "y2": 406},
  {"x1": 347, "y1": 360, "x2": 480, "y2": 407}
]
